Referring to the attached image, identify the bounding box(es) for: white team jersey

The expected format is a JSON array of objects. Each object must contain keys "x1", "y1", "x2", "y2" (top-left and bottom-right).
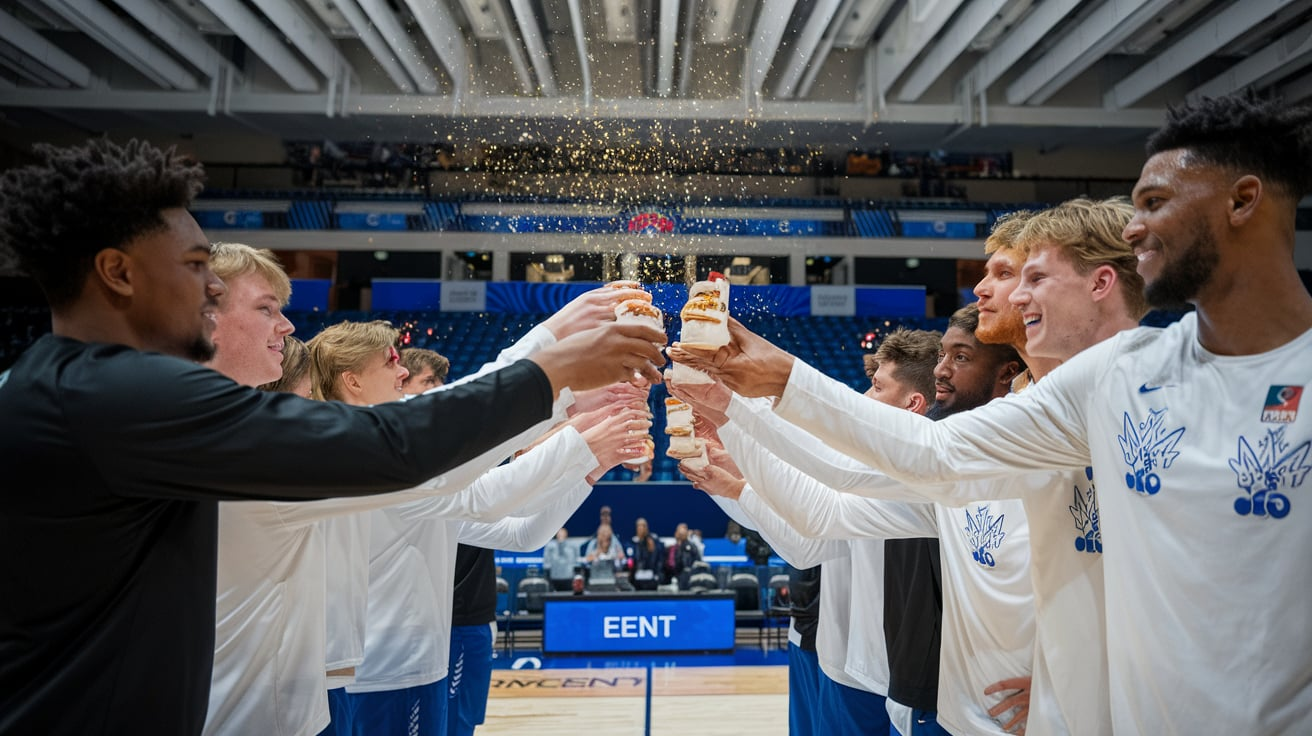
[
  {"x1": 322, "y1": 512, "x2": 370, "y2": 685},
  {"x1": 710, "y1": 496, "x2": 873, "y2": 691},
  {"x1": 723, "y1": 419, "x2": 1038, "y2": 734},
  {"x1": 774, "y1": 315, "x2": 1312, "y2": 734},
  {"x1": 346, "y1": 429, "x2": 596, "y2": 693},
  {"x1": 725, "y1": 389, "x2": 1108, "y2": 735}
]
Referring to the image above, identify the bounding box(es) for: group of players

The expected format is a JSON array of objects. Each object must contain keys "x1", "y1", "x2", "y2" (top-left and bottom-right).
[
  {"x1": 663, "y1": 91, "x2": 1311, "y2": 735},
  {"x1": 0, "y1": 89, "x2": 1308, "y2": 736}
]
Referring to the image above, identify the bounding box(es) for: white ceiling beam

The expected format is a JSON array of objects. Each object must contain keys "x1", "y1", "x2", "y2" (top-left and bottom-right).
[
  {"x1": 1189, "y1": 17, "x2": 1312, "y2": 100},
  {"x1": 875, "y1": 0, "x2": 966, "y2": 100},
  {"x1": 0, "y1": 84, "x2": 1166, "y2": 130},
  {"x1": 656, "y1": 0, "x2": 680, "y2": 97},
  {"x1": 567, "y1": 0, "x2": 594, "y2": 104},
  {"x1": 507, "y1": 0, "x2": 557, "y2": 95},
  {"x1": 0, "y1": 7, "x2": 91, "y2": 87},
  {"x1": 108, "y1": 0, "x2": 230, "y2": 81},
  {"x1": 0, "y1": 49, "x2": 71, "y2": 87},
  {"x1": 898, "y1": 0, "x2": 1011, "y2": 102},
  {"x1": 325, "y1": 0, "x2": 412, "y2": 93},
  {"x1": 399, "y1": 0, "x2": 472, "y2": 100},
  {"x1": 1106, "y1": 0, "x2": 1297, "y2": 109},
  {"x1": 245, "y1": 0, "x2": 350, "y2": 82},
  {"x1": 192, "y1": 0, "x2": 320, "y2": 92},
  {"x1": 796, "y1": 0, "x2": 864, "y2": 98},
  {"x1": 1006, "y1": 0, "x2": 1177, "y2": 105},
  {"x1": 772, "y1": 0, "x2": 842, "y2": 99},
  {"x1": 1279, "y1": 66, "x2": 1312, "y2": 103},
  {"x1": 489, "y1": 0, "x2": 535, "y2": 95},
  {"x1": 354, "y1": 0, "x2": 440, "y2": 95},
  {"x1": 963, "y1": 0, "x2": 1081, "y2": 97},
  {"x1": 41, "y1": 0, "x2": 200, "y2": 89},
  {"x1": 744, "y1": 0, "x2": 796, "y2": 96}
]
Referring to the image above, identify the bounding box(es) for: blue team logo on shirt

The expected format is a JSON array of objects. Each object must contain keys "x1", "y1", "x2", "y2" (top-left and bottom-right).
[
  {"x1": 1228, "y1": 427, "x2": 1310, "y2": 519},
  {"x1": 1118, "y1": 409, "x2": 1185, "y2": 495},
  {"x1": 1069, "y1": 467, "x2": 1102, "y2": 553},
  {"x1": 963, "y1": 505, "x2": 1006, "y2": 568}
]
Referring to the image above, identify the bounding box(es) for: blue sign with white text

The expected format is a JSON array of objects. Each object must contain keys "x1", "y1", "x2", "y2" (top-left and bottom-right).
[{"x1": 543, "y1": 595, "x2": 735, "y2": 653}]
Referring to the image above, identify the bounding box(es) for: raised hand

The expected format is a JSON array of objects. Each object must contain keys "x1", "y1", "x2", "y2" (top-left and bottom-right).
[
  {"x1": 668, "y1": 317, "x2": 794, "y2": 398},
  {"x1": 532, "y1": 321, "x2": 667, "y2": 396},
  {"x1": 984, "y1": 676, "x2": 1030, "y2": 734},
  {"x1": 680, "y1": 440, "x2": 747, "y2": 499},
  {"x1": 569, "y1": 380, "x2": 652, "y2": 417},
  {"x1": 579, "y1": 406, "x2": 654, "y2": 483},
  {"x1": 541, "y1": 284, "x2": 655, "y2": 340},
  {"x1": 664, "y1": 368, "x2": 732, "y2": 427}
]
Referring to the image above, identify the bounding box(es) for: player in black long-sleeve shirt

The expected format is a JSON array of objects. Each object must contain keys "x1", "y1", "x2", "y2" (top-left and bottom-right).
[{"x1": 0, "y1": 138, "x2": 665, "y2": 736}]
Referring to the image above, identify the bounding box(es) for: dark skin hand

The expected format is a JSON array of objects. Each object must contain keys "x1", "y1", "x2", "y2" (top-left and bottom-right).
[{"x1": 667, "y1": 317, "x2": 795, "y2": 399}]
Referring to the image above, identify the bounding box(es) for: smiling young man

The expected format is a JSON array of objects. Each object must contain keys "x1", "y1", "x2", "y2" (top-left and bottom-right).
[
  {"x1": 0, "y1": 138, "x2": 666, "y2": 735},
  {"x1": 674, "y1": 92, "x2": 1312, "y2": 734}
]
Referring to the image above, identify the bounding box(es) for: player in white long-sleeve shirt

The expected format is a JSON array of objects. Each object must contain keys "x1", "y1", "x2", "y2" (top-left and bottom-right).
[
  {"x1": 684, "y1": 330, "x2": 948, "y2": 735},
  {"x1": 308, "y1": 318, "x2": 652, "y2": 736},
  {"x1": 674, "y1": 93, "x2": 1312, "y2": 735},
  {"x1": 684, "y1": 324, "x2": 1040, "y2": 736},
  {"x1": 199, "y1": 268, "x2": 654, "y2": 736},
  {"x1": 678, "y1": 198, "x2": 1146, "y2": 735}
]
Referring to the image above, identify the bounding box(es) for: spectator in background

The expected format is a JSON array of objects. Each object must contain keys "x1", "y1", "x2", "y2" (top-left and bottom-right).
[
  {"x1": 400, "y1": 347, "x2": 450, "y2": 395},
  {"x1": 665, "y1": 522, "x2": 702, "y2": 589},
  {"x1": 543, "y1": 527, "x2": 579, "y2": 591},
  {"x1": 628, "y1": 517, "x2": 665, "y2": 591},
  {"x1": 689, "y1": 528, "x2": 705, "y2": 559},
  {"x1": 743, "y1": 527, "x2": 774, "y2": 566},
  {"x1": 584, "y1": 523, "x2": 624, "y2": 570},
  {"x1": 725, "y1": 520, "x2": 744, "y2": 545}
]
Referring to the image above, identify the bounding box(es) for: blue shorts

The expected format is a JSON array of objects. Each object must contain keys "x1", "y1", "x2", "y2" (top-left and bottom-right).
[
  {"x1": 315, "y1": 687, "x2": 356, "y2": 736},
  {"x1": 447, "y1": 623, "x2": 495, "y2": 736},
  {"x1": 788, "y1": 644, "x2": 822, "y2": 736},
  {"x1": 818, "y1": 672, "x2": 889, "y2": 735},
  {"x1": 346, "y1": 679, "x2": 446, "y2": 736},
  {"x1": 906, "y1": 709, "x2": 950, "y2": 736}
]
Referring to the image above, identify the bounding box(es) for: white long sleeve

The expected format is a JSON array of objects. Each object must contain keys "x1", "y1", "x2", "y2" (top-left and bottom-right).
[
  {"x1": 456, "y1": 478, "x2": 592, "y2": 552},
  {"x1": 721, "y1": 421, "x2": 938, "y2": 540},
  {"x1": 393, "y1": 426, "x2": 594, "y2": 523},
  {"x1": 773, "y1": 356, "x2": 1095, "y2": 486}
]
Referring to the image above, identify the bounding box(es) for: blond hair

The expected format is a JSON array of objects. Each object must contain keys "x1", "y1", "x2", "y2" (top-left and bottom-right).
[
  {"x1": 983, "y1": 210, "x2": 1036, "y2": 256},
  {"x1": 1015, "y1": 197, "x2": 1148, "y2": 318},
  {"x1": 209, "y1": 242, "x2": 291, "y2": 305},
  {"x1": 307, "y1": 320, "x2": 400, "y2": 402}
]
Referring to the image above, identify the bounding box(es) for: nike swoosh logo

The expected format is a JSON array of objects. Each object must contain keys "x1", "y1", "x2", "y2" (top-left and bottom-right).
[{"x1": 1138, "y1": 383, "x2": 1171, "y2": 393}]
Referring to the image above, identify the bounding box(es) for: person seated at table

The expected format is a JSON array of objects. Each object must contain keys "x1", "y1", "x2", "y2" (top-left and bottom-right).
[
  {"x1": 628, "y1": 517, "x2": 665, "y2": 591},
  {"x1": 584, "y1": 523, "x2": 625, "y2": 589},
  {"x1": 665, "y1": 522, "x2": 703, "y2": 590}
]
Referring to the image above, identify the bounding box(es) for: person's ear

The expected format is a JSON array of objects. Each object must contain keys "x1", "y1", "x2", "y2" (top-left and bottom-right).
[
  {"x1": 998, "y1": 360, "x2": 1023, "y2": 388},
  {"x1": 341, "y1": 371, "x2": 363, "y2": 397},
  {"x1": 1229, "y1": 174, "x2": 1261, "y2": 227},
  {"x1": 906, "y1": 392, "x2": 929, "y2": 415},
  {"x1": 1089, "y1": 264, "x2": 1117, "y2": 303},
  {"x1": 94, "y1": 248, "x2": 135, "y2": 298}
]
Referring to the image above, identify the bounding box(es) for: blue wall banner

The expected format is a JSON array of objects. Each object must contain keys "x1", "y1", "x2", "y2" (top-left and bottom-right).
[
  {"x1": 372, "y1": 279, "x2": 442, "y2": 310},
  {"x1": 193, "y1": 210, "x2": 264, "y2": 229},
  {"x1": 288, "y1": 279, "x2": 331, "y2": 312},
  {"x1": 336, "y1": 212, "x2": 408, "y2": 230},
  {"x1": 543, "y1": 594, "x2": 735, "y2": 654}
]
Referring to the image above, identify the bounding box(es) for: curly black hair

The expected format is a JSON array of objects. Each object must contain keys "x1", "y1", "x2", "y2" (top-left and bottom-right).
[
  {"x1": 0, "y1": 138, "x2": 206, "y2": 308},
  {"x1": 1147, "y1": 90, "x2": 1312, "y2": 200}
]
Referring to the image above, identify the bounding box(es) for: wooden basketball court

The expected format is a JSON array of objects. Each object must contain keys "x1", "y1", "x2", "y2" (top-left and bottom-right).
[{"x1": 481, "y1": 665, "x2": 789, "y2": 735}]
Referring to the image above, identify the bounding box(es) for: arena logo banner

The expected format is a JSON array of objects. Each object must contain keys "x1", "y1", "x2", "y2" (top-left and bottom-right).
[{"x1": 624, "y1": 209, "x2": 678, "y2": 234}]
